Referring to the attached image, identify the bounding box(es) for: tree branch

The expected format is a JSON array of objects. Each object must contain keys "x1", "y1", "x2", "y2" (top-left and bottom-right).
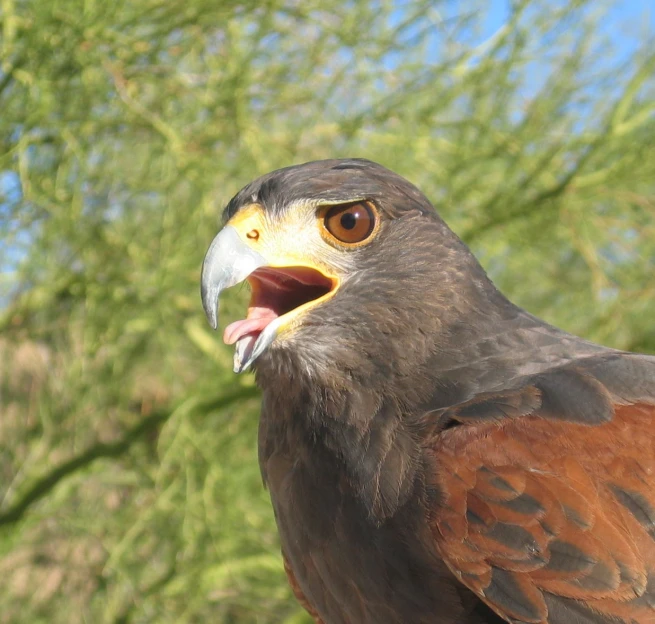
[{"x1": 0, "y1": 387, "x2": 259, "y2": 527}]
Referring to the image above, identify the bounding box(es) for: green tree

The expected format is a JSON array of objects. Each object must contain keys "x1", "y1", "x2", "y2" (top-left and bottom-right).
[{"x1": 0, "y1": 1, "x2": 653, "y2": 622}]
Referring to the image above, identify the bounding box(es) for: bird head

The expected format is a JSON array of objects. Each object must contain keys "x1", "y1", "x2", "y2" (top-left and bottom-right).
[{"x1": 201, "y1": 159, "x2": 500, "y2": 394}]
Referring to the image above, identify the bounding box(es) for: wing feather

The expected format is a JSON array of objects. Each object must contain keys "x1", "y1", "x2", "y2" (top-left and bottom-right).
[
  {"x1": 283, "y1": 555, "x2": 325, "y2": 624},
  {"x1": 429, "y1": 369, "x2": 655, "y2": 624}
]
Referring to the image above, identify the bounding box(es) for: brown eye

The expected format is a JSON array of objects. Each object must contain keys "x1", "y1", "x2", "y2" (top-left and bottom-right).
[{"x1": 322, "y1": 202, "x2": 377, "y2": 245}]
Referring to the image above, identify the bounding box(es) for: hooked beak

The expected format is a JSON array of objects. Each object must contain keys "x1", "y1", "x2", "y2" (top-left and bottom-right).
[
  {"x1": 201, "y1": 226, "x2": 267, "y2": 331},
  {"x1": 201, "y1": 218, "x2": 337, "y2": 373},
  {"x1": 201, "y1": 225, "x2": 269, "y2": 372}
]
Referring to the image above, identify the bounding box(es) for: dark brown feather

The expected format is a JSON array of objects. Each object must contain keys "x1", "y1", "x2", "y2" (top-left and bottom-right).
[{"x1": 284, "y1": 556, "x2": 325, "y2": 624}]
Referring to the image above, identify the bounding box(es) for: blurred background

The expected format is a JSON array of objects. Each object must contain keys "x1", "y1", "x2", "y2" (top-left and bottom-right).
[{"x1": 0, "y1": 1, "x2": 654, "y2": 622}]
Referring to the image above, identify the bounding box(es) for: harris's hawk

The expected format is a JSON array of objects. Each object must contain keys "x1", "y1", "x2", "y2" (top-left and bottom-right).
[{"x1": 200, "y1": 158, "x2": 655, "y2": 624}]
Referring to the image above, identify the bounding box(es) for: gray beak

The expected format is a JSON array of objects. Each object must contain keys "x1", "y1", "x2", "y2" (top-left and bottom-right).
[{"x1": 200, "y1": 225, "x2": 267, "y2": 330}]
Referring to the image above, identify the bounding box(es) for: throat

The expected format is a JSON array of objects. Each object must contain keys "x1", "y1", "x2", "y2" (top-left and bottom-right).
[{"x1": 258, "y1": 376, "x2": 424, "y2": 523}]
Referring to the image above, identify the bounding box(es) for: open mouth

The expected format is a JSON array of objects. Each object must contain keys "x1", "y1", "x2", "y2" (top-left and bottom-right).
[{"x1": 223, "y1": 266, "x2": 336, "y2": 370}]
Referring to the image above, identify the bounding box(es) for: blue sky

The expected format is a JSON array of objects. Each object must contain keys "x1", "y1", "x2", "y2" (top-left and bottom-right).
[
  {"x1": 484, "y1": 0, "x2": 653, "y2": 58},
  {"x1": 0, "y1": 170, "x2": 25, "y2": 306}
]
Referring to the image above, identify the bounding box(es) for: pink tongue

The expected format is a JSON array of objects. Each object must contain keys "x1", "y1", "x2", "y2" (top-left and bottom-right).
[{"x1": 223, "y1": 307, "x2": 278, "y2": 345}]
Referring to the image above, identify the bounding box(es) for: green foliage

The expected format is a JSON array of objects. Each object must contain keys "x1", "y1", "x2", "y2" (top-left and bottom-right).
[{"x1": 0, "y1": 0, "x2": 653, "y2": 622}]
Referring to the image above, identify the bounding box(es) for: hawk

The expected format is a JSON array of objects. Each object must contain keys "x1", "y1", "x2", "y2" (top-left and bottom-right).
[{"x1": 201, "y1": 159, "x2": 655, "y2": 624}]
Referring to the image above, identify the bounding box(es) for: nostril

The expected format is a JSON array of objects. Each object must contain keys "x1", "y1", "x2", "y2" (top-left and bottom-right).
[{"x1": 246, "y1": 229, "x2": 260, "y2": 241}]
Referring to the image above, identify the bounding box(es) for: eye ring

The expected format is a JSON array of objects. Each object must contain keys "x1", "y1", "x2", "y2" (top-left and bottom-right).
[{"x1": 319, "y1": 201, "x2": 379, "y2": 247}]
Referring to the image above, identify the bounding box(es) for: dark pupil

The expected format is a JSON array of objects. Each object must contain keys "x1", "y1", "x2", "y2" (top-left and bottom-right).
[{"x1": 340, "y1": 212, "x2": 357, "y2": 230}]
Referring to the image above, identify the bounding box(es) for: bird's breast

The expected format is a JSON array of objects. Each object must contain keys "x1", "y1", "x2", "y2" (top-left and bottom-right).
[
  {"x1": 262, "y1": 444, "x2": 479, "y2": 624},
  {"x1": 256, "y1": 383, "x2": 498, "y2": 623}
]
